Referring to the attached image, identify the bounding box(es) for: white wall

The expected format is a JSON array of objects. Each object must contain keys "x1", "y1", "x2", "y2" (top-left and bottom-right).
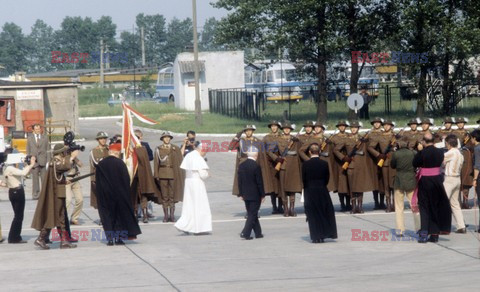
[{"x1": 174, "y1": 51, "x2": 245, "y2": 111}]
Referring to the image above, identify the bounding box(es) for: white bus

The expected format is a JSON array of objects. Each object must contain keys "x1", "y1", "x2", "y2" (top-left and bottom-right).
[{"x1": 155, "y1": 63, "x2": 174, "y2": 102}]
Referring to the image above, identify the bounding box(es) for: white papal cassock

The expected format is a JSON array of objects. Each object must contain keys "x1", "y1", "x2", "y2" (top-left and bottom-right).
[{"x1": 174, "y1": 150, "x2": 212, "y2": 234}]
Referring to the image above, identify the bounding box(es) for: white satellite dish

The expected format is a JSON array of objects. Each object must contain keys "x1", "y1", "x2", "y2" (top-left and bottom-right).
[{"x1": 347, "y1": 93, "x2": 364, "y2": 114}]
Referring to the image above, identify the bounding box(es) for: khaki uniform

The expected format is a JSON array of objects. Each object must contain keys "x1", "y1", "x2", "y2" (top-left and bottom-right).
[
  {"x1": 153, "y1": 144, "x2": 185, "y2": 207},
  {"x1": 453, "y1": 129, "x2": 474, "y2": 188},
  {"x1": 402, "y1": 130, "x2": 423, "y2": 150},
  {"x1": 276, "y1": 134, "x2": 303, "y2": 200},
  {"x1": 367, "y1": 129, "x2": 383, "y2": 191},
  {"x1": 31, "y1": 155, "x2": 72, "y2": 231},
  {"x1": 263, "y1": 132, "x2": 281, "y2": 195},
  {"x1": 336, "y1": 133, "x2": 375, "y2": 193},
  {"x1": 331, "y1": 132, "x2": 350, "y2": 194},
  {"x1": 89, "y1": 146, "x2": 108, "y2": 209},
  {"x1": 368, "y1": 131, "x2": 396, "y2": 195},
  {"x1": 66, "y1": 159, "x2": 83, "y2": 223}
]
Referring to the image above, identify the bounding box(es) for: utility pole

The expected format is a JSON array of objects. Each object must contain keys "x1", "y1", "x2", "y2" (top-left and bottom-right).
[
  {"x1": 133, "y1": 25, "x2": 137, "y2": 101},
  {"x1": 100, "y1": 39, "x2": 104, "y2": 87},
  {"x1": 105, "y1": 43, "x2": 110, "y2": 70},
  {"x1": 192, "y1": 0, "x2": 202, "y2": 125},
  {"x1": 141, "y1": 26, "x2": 146, "y2": 67}
]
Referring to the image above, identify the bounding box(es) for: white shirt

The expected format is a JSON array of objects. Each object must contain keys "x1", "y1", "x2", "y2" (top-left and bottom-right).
[
  {"x1": 4, "y1": 165, "x2": 33, "y2": 188},
  {"x1": 443, "y1": 148, "x2": 464, "y2": 177}
]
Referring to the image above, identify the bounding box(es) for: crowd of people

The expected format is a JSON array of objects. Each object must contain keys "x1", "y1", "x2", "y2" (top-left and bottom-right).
[
  {"x1": 228, "y1": 117, "x2": 480, "y2": 243},
  {"x1": 0, "y1": 116, "x2": 479, "y2": 247}
]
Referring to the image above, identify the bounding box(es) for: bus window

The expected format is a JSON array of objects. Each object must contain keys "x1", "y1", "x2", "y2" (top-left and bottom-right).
[
  {"x1": 267, "y1": 71, "x2": 274, "y2": 82},
  {"x1": 253, "y1": 71, "x2": 262, "y2": 84}
]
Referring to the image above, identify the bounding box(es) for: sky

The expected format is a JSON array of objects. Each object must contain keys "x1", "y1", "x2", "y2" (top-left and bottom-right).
[{"x1": 0, "y1": 0, "x2": 228, "y2": 34}]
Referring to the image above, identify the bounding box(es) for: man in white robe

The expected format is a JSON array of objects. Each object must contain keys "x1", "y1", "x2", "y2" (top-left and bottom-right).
[{"x1": 174, "y1": 142, "x2": 212, "y2": 234}]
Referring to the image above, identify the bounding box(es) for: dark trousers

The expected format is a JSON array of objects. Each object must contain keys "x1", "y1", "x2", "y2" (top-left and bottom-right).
[
  {"x1": 8, "y1": 187, "x2": 25, "y2": 242},
  {"x1": 242, "y1": 200, "x2": 262, "y2": 237},
  {"x1": 359, "y1": 104, "x2": 370, "y2": 120}
]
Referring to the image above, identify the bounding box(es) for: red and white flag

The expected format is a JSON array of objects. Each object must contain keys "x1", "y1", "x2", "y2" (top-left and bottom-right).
[{"x1": 121, "y1": 102, "x2": 158, "y2": 182}]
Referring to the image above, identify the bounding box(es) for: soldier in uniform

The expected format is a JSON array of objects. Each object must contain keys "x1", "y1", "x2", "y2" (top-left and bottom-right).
[
  {"x1": 436, "y1": 117, "x2": 455, "y2": 142},
  {"x1": 89, "y1": 132, "x2": 109, "y2": 217},
  {"x1": 334, "y1": 121, "x2": 374, "y2": 213},
  {"x1": 32, "y1": 144, "x2": 79, "y2": 250},
  {"x1": 420, "y1": 118, "x2": 435, "y2": 138},
  {"x1": 368, "y1": 120, "x2": 396, "y2": 212},
  {"x1": 263, "y1": 120, "x2": 283, "y2": 214},
  {"x1": 298, "y1": 120, "x2": 316, "y2": 162},
  {"x1": 314, "y1": 122, "x2": 336, "y2": 192},
  {"x1": 368, "y1": 117, "x2": 384, "y2": 209},
  {"x1": 331, "y1": 120, "x2": 351, "y2": 211},
  {"x1": 154, "y1": 131, "x2": 185, "y2": 222},
  {"x1": 402, "y1": 118, "x2": 423, "y2": 150},
  {"x1": 453, "y1": 117, "x2": 474, "y2": 209},
  {"x1": 275, "y1": 121, "x2": 302, "y2": 216},
  {"x1": 229, "y1": 125, "x2": 265, "y2": 197}
]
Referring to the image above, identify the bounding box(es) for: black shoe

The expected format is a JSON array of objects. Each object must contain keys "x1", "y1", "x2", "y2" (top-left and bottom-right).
[
  {"x1": 9, "y1": 240, "x2": 27, "y2": 244},
  {"x1": 278, "y1": 207, "x2": 284, "y2": 214},
  {"x1": 271, "y1": 208, "x2": 278, "y2": 214},
  {"x1": 427, "y1": 235, "x2": 439, "y2": 243},
  {"x1": 339, "y1": 206, "x2": 347, "y2": 212},
  {"x1": 417, "y1": 237, "x2": 428, "y2": 243},
  {"x1": 455, "y1": 228, "x2": 467, "y2": 234},
  {"x1": 373, "y1": 203, "x2": 381, "y2": 210},
  {"x1": 379, "y1": 203, "x2": 387, "y2": 210},
  {"x1": 319, "y1": 238, "x2": 325, "y2": 243},
  {"x1": 0, "y1": 238, "x2": 5, "y2": 243},
  {"x1": 107, "y1": 240, "x2": 114, "y2": 246},
  {"x1": 256, "y1": 234, "x2": 264, "y2": 239},
  {"x1": 115, "y1": 238, "x2": 125, "y2": 245},
  {"x1": 240, "y1": 233, "x2": 253, "y2": 240}
]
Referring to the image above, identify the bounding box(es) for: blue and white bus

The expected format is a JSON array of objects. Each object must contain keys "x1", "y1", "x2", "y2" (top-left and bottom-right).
[
  {"x1": 155, "y1": 63, "x2": 174, "y2": 102},
  {"x1": 245, "y1": 62, "x2": 303, "y2": 101}
]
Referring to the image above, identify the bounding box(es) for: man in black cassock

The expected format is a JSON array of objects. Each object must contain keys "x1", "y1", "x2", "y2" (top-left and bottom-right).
[
  {"x1": 302, "y1": 143, "x2": 337, "y2": 243},
  {"x1": 95, "y1": 143, "x2": 141, "y2": 246},
  {"x1": 413, "y1": 133, "x2": 452, "y2": 243}
]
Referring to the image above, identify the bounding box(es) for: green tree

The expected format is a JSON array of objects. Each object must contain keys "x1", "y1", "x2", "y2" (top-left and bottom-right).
[
  {"x1": 214, "y1": 0, "x2": 345, "y2": 122},
  {"x1": 0, "y1": 23, "x2": 28, "y2": 74},
  {"x1": 200, "y1": 17, "x2": 220, "y2": 51},
  {"x1": 26, "y1": 20, "x2": 56, "y2": 73},
  {"x1": 136, "y1": 13, "x2": 167, "y2": 65},
  {"x1": 163, "y1": 17, "x2": 193, "y2": 62}
]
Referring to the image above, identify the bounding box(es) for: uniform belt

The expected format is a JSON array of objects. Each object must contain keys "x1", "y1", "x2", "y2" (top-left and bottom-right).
[
  {"x1": 9, "y1": 185, "x2": 24, "y2": 191},
  {"x1": 160, "y1": 165, "x2": 173, "y2": 168},
  {"x1": 286, "y1": 151, "x2": 297, "y2": 156},
  {"x1": 355, "y1": 151, "x2": 364, "y2": 156}
]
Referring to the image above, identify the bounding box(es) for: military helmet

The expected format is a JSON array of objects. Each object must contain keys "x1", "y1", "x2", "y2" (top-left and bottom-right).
[{"x1": 96, "y1": 131, "x2": 108, "y2": 140}]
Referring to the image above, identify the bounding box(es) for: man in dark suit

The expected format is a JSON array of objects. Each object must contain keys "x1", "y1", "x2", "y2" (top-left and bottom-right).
[
  {"x1": 26, "y1": 124, "x2": 49, "y2": 200},
  {"x1": 238, "y1": 147, "x2": 265, "y2": 240}
]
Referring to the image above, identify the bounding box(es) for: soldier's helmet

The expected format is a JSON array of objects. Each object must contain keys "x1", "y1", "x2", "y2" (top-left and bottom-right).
[{"x1": 96, "y1": 131, "x2": 108, "y2": 140}]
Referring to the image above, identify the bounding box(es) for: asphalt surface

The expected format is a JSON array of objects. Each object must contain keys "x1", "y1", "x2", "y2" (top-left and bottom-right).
[{"x1": 0, "y1": 117, "x2": 479, "y2": 292}]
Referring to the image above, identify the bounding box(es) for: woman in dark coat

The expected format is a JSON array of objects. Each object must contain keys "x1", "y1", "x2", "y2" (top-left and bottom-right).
[{"x1": 302, "y1": 143, "x2": 337, "y2": 243}]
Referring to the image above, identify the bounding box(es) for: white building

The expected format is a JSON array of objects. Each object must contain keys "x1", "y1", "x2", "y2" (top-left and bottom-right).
[{"x1": 173, "y1": 51, "x2": 245, "y2": 111}]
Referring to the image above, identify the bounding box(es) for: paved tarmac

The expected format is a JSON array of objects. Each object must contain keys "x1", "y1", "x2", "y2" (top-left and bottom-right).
[{"x1": 0, "y1": 117, "x2": 479, "y2": 291}]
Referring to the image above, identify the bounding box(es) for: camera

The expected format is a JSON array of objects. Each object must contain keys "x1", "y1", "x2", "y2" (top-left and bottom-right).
[
  {"x1": 63, "y1": 131, "x2": 85, "y2": 152},
  {"x1": 23, "y1": 155, "x2": 32, "y2": 165},
  {"x1": 189, "y1": 138, "x2": 195, "y2": 143}
]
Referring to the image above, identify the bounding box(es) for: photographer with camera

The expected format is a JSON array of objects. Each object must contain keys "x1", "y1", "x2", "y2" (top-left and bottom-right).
[
  {"x1": 181, "y1": 130, "x2": 196, "y2": 156},
  {"x1": 1, "y1": 153, "x2": 36, "y2": 243},
  {"x1": 63, "y1": 131, "x2": 85, "y2": 225},
  {"x1": 32, "y1": 143, "x2": 80, "y2": 250}
]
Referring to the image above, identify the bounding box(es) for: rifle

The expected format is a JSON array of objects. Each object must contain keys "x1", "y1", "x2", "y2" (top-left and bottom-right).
[
  {"x1": 69, "y1": 172, "x2": 95, "y2": 183},
  {"x1": 377, "y1": 128, "x2": 405, "y2": 167},
  {"x1": 321, "y1": 130, "x2": 338, "y2": 152},
  {"x1": 275, "y1": 134, "x2": 300, "y2": 171},
  {"x1": 342, "y1": 132, "x2": 370, "y2": 170}
]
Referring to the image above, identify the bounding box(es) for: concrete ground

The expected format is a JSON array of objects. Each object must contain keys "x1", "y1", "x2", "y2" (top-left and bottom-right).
[{"x1": 0, "y1": 117, "x2": 479, "y2": 292}]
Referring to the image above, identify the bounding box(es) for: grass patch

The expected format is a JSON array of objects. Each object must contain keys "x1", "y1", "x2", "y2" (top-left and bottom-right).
[
  {"x1": 78, "y1": 87, "x2": 123, "y2": 105},
  {"x1": 79, "y1": 101, "x2": 185, "y2": 117}
]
